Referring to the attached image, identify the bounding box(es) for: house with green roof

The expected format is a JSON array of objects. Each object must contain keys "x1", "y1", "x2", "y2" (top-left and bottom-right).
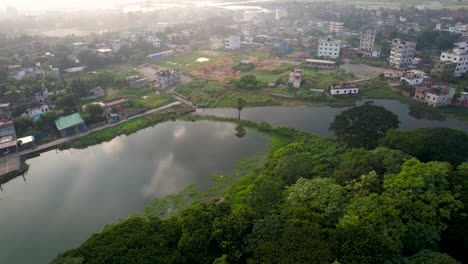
[{"x1": 54, "y1": 113, "x2": 86, "y2": 137}]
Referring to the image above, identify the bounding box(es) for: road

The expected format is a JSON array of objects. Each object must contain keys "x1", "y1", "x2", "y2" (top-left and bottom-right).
[{"x1": 19, "y1": 101, "x2": 183, "y2": 156}]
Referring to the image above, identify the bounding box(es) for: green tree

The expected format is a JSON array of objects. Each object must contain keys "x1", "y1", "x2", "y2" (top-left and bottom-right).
[
  {"x1": 236, "y1": 98, "x2": 246, "y2": 120},
  {"x1": 285, "y1": 178, "x2": 348, "y2": 225},
  {"x1": 237, "y1": 74, "x2": 261, "y2": 90},
  {"x1": 273, "y1": 152, "x2": 313, "y2": 184},
  {"x1": 329, "y1": 104, "x2": 400, "y2": 149},
  {"x1": 380, "y1": 128, "x2": 468, "y2": 166}
]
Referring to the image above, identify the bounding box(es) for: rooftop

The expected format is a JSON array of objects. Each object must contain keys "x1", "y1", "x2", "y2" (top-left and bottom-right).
[{"x1": 54, "y1": 113, "x2": 85, "y2": 131}]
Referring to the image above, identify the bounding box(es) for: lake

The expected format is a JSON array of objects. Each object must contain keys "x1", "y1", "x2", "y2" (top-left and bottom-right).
[
  {"x1": 196, "y1": 99, "x2": 468, "y2": 136},
  {"x1": 0, "y1": 121, "x2": 269, "y2": 264}
]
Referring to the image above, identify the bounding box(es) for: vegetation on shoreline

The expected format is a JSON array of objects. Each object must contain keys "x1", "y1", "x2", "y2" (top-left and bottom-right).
[{"x1": 53, "y1": 111, "x2": 468, "y2": 263}]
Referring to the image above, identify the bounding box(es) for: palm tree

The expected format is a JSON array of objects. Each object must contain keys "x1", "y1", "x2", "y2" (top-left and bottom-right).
[{"x1": 236, "y1": 98, "x2": 246, "y2": 120}]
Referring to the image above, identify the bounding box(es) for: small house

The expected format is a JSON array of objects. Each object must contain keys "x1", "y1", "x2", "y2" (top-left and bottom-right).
[
  {"x1": 54, "y1": 113, "x2": 86, "y2": 137},
  {"x1": 330, "y1": 82, "x2": 359, "y2": 96}
]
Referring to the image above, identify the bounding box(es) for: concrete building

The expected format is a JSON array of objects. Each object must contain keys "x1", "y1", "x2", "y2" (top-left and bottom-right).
[
  {"x1": 318, "y1": 36, "x2": 341, "y2": 59},
  {"x1": 275, "y1": 8, "x2": 288, "y2": 20},
  {"x1": 155, "y1": 69, "x2": 181, "y2": 89},
  {"x1": 146, "y1": 35, "x2": 161, "y2": 48},
  {"x1": 23, "y1": 105, "x2": 50, "y2": 120},
  {"x1": 34, "y1": 88, "x2": 48, "y2": 104},
  {"x1": 210, "y1": 36, "x2": 224, "y2": 50},
  {"x1": 455, "y1": 92, "x2": 468, "y2": 107},
  {"x1": 225, "y1": 35, "x2": 241, "y2": 51},
  {"x1": 389, "y1": 39, "x2": 416, "y2": 68},
  {"x1": 241, "y1": 24, "x2": 256, "y2": 37},
  {"x1": 359, "y1": 30, "x2": 376, "y2": 51},
  {"x1": 329, "y1": 22, "x2": 344, "y2": 33},
  {"x1": 54, "y1": 113, "x2": 86, "y2": 137},
  {"x1": 439, "y1": 41, "x2": 468, "y2": 77},
  {"x1": 432, "y1": 61, "x2": 457, "y2": 79},
  {"x1": 330, "y1": 82, "x2": 359, "y2": 96},
  {"x1": 304, "y1": 59, "x2": 336, "y2": 69},
  {"x1": 414, "y1": 84, "x2": 456, "y2": 107},
  {"x1": 147, "y1": 50, "x2": 174, "y2": 61},
  {"x1": 126, "y1": 76, "x2": 150, "y2": 89},
  {"x1": 288, "y1": 69, "x2": 303, "y2": 88}
]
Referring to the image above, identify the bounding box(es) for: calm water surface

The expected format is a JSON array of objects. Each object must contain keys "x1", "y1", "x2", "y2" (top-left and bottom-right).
[
  {"x1": 0, "y1": 121, "x2": 268, "y2": 264},
  {"x1": 197, "y1": 99, "x2": 468, "y2": 135}
]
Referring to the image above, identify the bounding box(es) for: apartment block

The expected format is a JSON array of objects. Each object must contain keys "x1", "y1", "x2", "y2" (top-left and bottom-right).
[
  {"x1": 439, "y1": 41, "x2": 468, "y2": 77},
  {"x1": 318, "y1": 36, "x2": 341, "y2": 59},
  {"x1": 389, "y1": 39, "x2": 416, "y2": 68},
  {"x1": 359, "y1": 30, "x2": 376, "y2": 51}
]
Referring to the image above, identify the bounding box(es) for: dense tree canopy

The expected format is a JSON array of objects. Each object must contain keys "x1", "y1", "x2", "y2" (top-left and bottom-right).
[
  {"x1": 52, "y1": 126, "x2": 468, "y2": 264},
  {"x1": 330, "y1": 104, "x2": 400, "y2": 149}
]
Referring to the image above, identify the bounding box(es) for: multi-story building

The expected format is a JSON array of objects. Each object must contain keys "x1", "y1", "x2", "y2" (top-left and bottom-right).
[
  {"x1": 241, "y1": 24, "x2": 256, "y2": 37},
  {"x1": 318, "y1": 36, "x2": 341, "y2": 59},
  {"x1": 414, "y1": 84, "x2": 456, "y2": 107},
  {"x1": 329, "y1": 22, "x2": 344, "y2": 33},
  {"x1": 35, "y1": 88, "x2": 48, "y2": 104},
  {"x1": 146, "y1": 35, "x2": 161, "y2": 48},
  {"x1": 389, "y1": 39, "x2": 416, "y2": 68},
  {"x1": 155, "y1": 69, "x2": 181, "y2": 89},
  {"x1": 455, "y1": 92, "x2": 468, "y2": 107},
  {"x1": 225, "y1": 35, "x2": 241, "y2": 51},
  {"x1": 275, "y1": 8, "x2": 288, "y2": 20},
  {"x1": 439, "y1": 41, "x2": 468, "y2": 77},
  {"x1": 210, "y1": 36, "x2": 224, "y2": 50},
  {"x1": 359, "y1": 30, "x2": 376, "y2": 51},
  {"x1": 288, "y1": 69, "x2": 303, "y2": 88}
]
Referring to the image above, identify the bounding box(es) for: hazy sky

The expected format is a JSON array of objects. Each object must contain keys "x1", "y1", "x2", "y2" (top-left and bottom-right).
[{"x1": 0, "y1": 0, "x2": 141, "y2": 12}]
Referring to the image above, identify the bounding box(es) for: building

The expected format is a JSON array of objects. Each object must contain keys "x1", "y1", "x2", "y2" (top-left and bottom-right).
[
  {"x1": 35, "y1": 88, "x2": 48, "y2": 104},
  {"x1": 389, "y1": 39, "x2": 416, "y2": 68},
  {"x1": 318, "y1": 36, "x2": 341, "y2": 59},
  {"x1": 359, "y1": 30, "x2": 376, "y2": 51},
  {"x1": 106, "y1": 105, "x2": 128, "y2": 123},
  {"x1": 210, "y1": 36, "x2": 224, "y2": 50},
  {"x1": 225, "y1": 35, "x2": 241, "y2": 51},
  {"x1": 82, "y1": 87, "x2": 105, "y2": 100},
  {"x1": 112, "y1": 40, "x2": 123, "y2": 52},
  {"x1": 439, "y1": 41, "x2": 468, "y2": 77},
  {"x1": 155, "y1": 69, "x2": 181, "y2": 89},
  {"x1": 0, "y1": 121, "x2": 19, "y2": 176},
  {"x1": 126, "y1": 76, "x2": 150, "y2": 89},
  {"x1": 23, "y1": 105, "x2": 50, "y2": 121},
  {"x1": 414, "y1": 84, "x2": 456, "y2": 107},
  {"x1": 241, "y1": 24, "x2": 256, "y2": 37},
  {"x1": 455, "y1": 92, "x2": 468, "y2": 107},
  {"x1": 146, "y1": 35, "x2": 161, "y2": 48},
  {"x1": 304, "y1": 59, "x2": 336, "y2": 69},
  {"x1": 385, "y1": 69, "x2": 428, "y2": 85},
  {"x1": 435, "y1": 23, "x2": 442, "y2": 30},
  {"x1": 146, "y1": 50, "x2": 174, "y2": 61},
  {"x1": 288, "y1": 69, "x2": 303, "y2": 88},
  {"x1": 329, "y1": 22, "x2": 344, "y2": 33},
  {"x1": 103, "y1": 97, "x2": 129, "y2": 109},
  {"x1": 275, "y1": 8, "x2": 288, "y2": 20},
  {"x1": 330, "y1": 82, "x2": 359, "y2": 96},
  {"x1": 432, "y1": 61, "x2": 457, "y2": 79},
  {"x1": 63, "y1": 66, "x2": 86, "y2": 77},
  {"x1": 54, "y1": 113, "x2": 86, "y2": 137}
]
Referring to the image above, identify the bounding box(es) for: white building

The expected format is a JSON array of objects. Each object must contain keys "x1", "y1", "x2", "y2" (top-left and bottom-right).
[
  {"x1": 241, "y1": 24, "x2": 256, "y2": 37},
  {"x1": 359, "y1": 30, "x2": 376, "y2": 51},
  {"x1": 389, "y1": 39, "x2": 416, "y2": 68},
  {"x1": 414, "y1": 85, "x2": 456, "y2": 107},
  {"x1": 329, "y1": 22, "x2": 344, "y2": 33},
  {"x1": 112, "y1": 40, "x2": 123, "y2": 52},
  {"x1": 146, "y1": 35, "x2": 161, "y2": 48},
  {"x1": 210, "y1": 36, "x2": 224, "y2": 50},
  {"x1": 288, "y1": 69, "x2": 303, "y2": 88},
  {"x1": 435, "y1": 24, "x2": 442, "y2": 31},
  {"x1": 275, "y1": 8, "x2": 288, "y2": 20},
  {"x1": 439, "y1": 41, "x2": 468, "y2": 77},
  {"x1": 318, "y1": 36, "x2": 341, "y2": 59},
  {"x1": 225, "y1": 35, "x2": 241, "y2": 51},
  {"x1": 22, "y1": 105, "x2": 50, "y2": 119},
  {"x1": 330, "y1": 82, "x2": 359, "y2": 96}
]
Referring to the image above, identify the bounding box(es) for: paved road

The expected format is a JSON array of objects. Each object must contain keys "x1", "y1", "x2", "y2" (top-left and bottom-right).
[{"x1": 19, "y1": 101, "x2": 183, "y2": 156}]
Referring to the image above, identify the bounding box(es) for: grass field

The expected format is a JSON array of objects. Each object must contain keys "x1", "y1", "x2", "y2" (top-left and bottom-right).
[{"x1": 137, "y1": 92, "x2": 175, "y2": 109}]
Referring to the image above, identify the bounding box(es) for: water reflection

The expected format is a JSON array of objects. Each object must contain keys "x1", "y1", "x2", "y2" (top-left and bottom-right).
[
  {"x1": 0, "y1": 121, "x2": 268, "y2": 264},
  {"x1": 197, "y1": 99, "x2": 468, "y2": 135}
]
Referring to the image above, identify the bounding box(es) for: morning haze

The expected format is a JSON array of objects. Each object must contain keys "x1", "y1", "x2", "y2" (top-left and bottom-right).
[{"x1": 0, "y1": 0, "x2": 467, "y2": 263}]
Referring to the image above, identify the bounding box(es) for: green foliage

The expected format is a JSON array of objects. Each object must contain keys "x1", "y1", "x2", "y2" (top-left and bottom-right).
[
  {"x1": 380, "y1": 128, "x2": 468, "y2": 166},
  {"x1": 330, "y1": 104, "x2": 400, "y2": 149},
  {"x1": 54, "y1": 121, "x2": 467, "y2": 264},
  {"x1": 236, "y1": 74, "x2": 263, "y2": 90},
  {"x1": 232, "y1": 63, "x2": 255, "y2": 72}
]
